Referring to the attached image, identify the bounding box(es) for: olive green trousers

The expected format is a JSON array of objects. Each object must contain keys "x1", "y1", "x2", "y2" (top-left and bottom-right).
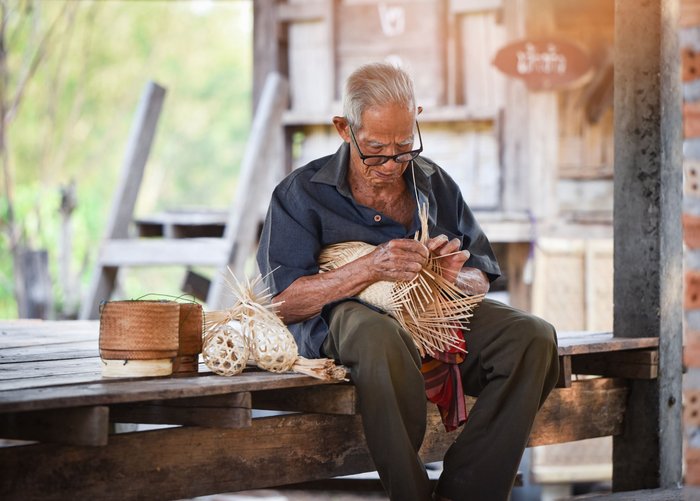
[{"x1": 323, "y1": 298, "x2": 559, "y2": 501}]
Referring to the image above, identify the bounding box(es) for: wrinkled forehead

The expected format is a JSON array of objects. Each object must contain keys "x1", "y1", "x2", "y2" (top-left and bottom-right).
[{"x1": 358, "y1": 103, "x2": 416, "y2": 135}]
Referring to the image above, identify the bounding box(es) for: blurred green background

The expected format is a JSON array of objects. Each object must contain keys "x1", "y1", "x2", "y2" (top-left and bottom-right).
[{"x1": 0, "y1": 0, "x2": 253, "y2": 318}]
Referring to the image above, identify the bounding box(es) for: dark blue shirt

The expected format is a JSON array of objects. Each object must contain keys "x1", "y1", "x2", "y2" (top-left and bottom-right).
[{"x1": 256, "y1": 142, "x2": 501, "y2": 358}]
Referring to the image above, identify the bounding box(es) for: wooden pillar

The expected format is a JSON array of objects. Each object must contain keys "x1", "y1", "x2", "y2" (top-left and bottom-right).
[
  {"x1": 253, "y1": 0, "x2": 283, "y2": 111},
  {"x1": 613, "y1": 0, "x2": 683, "y2": 490}
]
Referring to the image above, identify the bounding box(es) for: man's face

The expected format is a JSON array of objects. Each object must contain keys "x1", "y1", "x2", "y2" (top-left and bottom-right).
[{"x1": 347, "y1": 103, "x2": 417, "y2": 189}]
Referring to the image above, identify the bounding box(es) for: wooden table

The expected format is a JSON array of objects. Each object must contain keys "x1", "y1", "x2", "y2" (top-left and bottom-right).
[{"x1": 0, "y1": 320, "x2": 658, "y2": 500}]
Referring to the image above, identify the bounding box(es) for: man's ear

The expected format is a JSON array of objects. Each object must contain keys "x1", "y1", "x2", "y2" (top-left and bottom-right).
[{"x1": 332, "y1": 116, "x2": 351, "y2": 143}]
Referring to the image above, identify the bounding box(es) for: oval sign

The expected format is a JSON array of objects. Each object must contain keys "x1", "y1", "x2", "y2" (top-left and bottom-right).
[{"x1": 492, "y1": 39, "x2": 592, "y2": 91}]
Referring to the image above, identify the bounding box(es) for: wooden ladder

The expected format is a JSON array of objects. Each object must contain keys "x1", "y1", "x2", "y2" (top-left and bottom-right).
[{"x1": 80, "y1": 74, "x2": 289, "y2": 319}]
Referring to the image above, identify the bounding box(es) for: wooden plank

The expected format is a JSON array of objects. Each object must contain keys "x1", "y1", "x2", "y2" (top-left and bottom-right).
[
  {"x1": 572, "y1": 349, "x2": 658, "y2": 380},
  {"x1": 0, "y1": 406, "x2": 108, "y2": 446},
  {"x1": 614, "y1": 0, "x2": 683, "y2": 490},
  {"x1": 527, "y1": 378, "x2": 627, "y2": 446},
  {"x1": 252, "y1": 384, "x2": 358, "y2": 415},
  {"x1": 0, "y1": 371, "x2": 103, "y2": 392},
  {"x1": 0, "y1": 370, "x2": 339, "y2": 413},
  {"x1": 450, "y1": 0, "x2": 503, "y2": 13},
  {"x1": 134, "y1": 210, "x2": 227, "y2": 239},
  {"x1": 0, "y1": 378, "x2": 626, "y2": 500},
  {"x1": 557, "y1": 355, "x2": 572, "y2": 388},
  {"x1": 110, "y1": 393, "x2": 252, "y2": 428},
  {"x1": 0, "y1": 356, "x2": 103, "y2": 378},
  {"x1": 0, "y1": 343, "x2": 96, "y2": 364},
  {"x1": 557, "y1": 332, "x2": 658, "y2": 355},
  {"x1": 277, "y1": 1, "x2": 326, "y2": 22},
  {"x1": 98, "y1": 238, "x2": 230, "y2": 267},
  {"x1": 80, "y1": 82, "x2": 166, "y2": 320}
]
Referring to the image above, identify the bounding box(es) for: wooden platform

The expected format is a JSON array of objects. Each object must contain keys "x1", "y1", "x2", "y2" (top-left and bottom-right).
[{"x1": 0, "y1": 320, "x2": 659, "y2": 500}]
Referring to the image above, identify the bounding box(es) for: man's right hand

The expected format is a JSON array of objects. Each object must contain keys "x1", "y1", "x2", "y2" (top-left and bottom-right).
[
  {"x1": 364, "y1": 239, "x2": 429, "y2": 282},
  {"x1": 274, "y1": 239, "x2": 428, "y2": 324}
]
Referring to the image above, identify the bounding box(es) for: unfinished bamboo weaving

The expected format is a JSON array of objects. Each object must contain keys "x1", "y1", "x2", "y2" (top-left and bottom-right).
[
  {"x1": 318, "y1": 204, "x2": 483, "y2": 357},
  {"x1": 205, "y1": 272, "x2": 347, "y2": 381}
]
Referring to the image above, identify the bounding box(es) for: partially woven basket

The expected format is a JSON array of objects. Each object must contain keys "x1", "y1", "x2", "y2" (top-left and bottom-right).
[{"x1": 318, "y1": 204, "x2": 483, "y2": 357}]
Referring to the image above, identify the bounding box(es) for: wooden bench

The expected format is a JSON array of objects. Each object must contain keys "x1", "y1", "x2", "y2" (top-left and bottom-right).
[{"x1": 0, "y1": 320, "x2": 658, "y2": 500}]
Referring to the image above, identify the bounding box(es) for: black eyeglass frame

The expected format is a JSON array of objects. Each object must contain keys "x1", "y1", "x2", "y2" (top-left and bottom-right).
[{"x1": 347, "y1": 120, "x2": 423, "y2": 166}]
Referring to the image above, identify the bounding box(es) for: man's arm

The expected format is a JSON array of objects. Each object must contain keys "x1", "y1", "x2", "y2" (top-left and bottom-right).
[{"x1": 274, "y1": 239, "x2": 429, "y2": 324}]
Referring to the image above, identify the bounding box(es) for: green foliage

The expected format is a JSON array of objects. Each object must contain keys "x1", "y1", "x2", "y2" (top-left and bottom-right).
[{"x1": 0, "y1": 0, "x2": 253, "y2": 318}]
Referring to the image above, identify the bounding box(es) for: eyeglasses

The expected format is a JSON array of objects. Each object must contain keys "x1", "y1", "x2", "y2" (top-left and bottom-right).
[{"x1": 347, "y1": 120, "x2": 423, "y2": 166}]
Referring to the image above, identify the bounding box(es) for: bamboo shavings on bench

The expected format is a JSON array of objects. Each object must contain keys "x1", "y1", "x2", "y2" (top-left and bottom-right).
[
  {"x1": 205, "y1": 272, "x2": 347, "y2": 381},
  {"x1": 318, "y1": 204, "x2": 483, "y2": 358}
]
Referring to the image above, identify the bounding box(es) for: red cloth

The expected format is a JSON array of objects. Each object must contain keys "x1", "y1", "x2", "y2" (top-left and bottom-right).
[{"x1": 420, "y1": 329, "x2": 468, "y2": 432}]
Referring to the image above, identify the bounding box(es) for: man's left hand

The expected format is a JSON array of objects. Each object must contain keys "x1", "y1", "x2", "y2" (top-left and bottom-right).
[{"x1": 426, "y1": 234, "x2": 469, "y2": 284}]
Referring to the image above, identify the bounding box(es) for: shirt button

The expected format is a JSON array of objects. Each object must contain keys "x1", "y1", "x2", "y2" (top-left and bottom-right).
[{"x1": 374, "y1": 214, "x2": 382, "y2": 222}]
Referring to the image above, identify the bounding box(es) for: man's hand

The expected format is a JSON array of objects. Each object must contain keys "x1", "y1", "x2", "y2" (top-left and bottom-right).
[
  {"x1": 426, "y1": 234, "x2": 490, "y2": 295},
  {"x1": 427, "y1": 234, "x2": 469, "y2": 283},
  {"x1": 366, "y1": 239, "x2": 429, "y2": 282}
]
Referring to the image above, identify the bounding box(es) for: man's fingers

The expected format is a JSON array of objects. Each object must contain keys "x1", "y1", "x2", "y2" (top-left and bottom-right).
[{"x1": 427, "y1": 234, "x2": 449, "y2": 252}]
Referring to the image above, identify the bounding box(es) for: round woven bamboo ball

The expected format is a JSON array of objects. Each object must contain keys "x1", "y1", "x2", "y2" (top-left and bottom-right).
[{"x1": 202, "y1": 322, "x2": 249, "y2": 376}]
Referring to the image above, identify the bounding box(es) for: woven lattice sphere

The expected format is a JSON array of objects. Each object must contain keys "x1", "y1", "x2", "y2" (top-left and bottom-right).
[
  {"x1": 243, "y1": 316, "x2": 298, "y2": 373},
  {"x1": 202, "y1": 322, "x2": 249, "y2": 376}
]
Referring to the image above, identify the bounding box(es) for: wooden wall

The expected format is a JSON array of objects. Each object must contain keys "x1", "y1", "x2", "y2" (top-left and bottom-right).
[{"x1": 255, "y1": 0, "x2": 619, "y2": 315}]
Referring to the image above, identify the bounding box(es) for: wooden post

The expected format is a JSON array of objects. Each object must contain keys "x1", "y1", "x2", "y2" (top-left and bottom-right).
[
  {"x1": 207, "y1": 73, "x2": 289, "y2": 309},
  {"x1": 16, "y1": 248, "x2": 52, "y2": 319},
  {"x1": 613, "y1": 0, "x2": 683, "y2": 491},
  {"x1": 253, "y1": 0, "x2": 282, "y2": 111},
  {"x1": 79, "y1": 82, "x2": 166, "y2": 319}
]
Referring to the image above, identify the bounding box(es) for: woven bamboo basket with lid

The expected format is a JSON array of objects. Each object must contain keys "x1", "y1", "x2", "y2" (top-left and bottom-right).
[
  {"x1": 99, "y1": 300, "x2": 182, "y2": 377},
  {"x1": 173, "y1": 302, "x2": 204, "y2": 373}
]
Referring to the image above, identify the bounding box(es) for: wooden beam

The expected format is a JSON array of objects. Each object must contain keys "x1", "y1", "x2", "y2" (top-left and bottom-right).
[
  {"x1": 277, "y1": 1, "x2": 326, "y2": 22},
  {"x1": 0, "y1": 378, "x2": 626, "y2": 501},
  {"x1": 557, "y1": 355, "x2": 572, "y2": 388},
  {"x1": 252, "y1": 384, "x2": 358, "y2": 415},
  {"x1": 572, "y1": 349, "x2": 659, "y2": 380},
  {"x1": 110, "y1": 393, "x2": 251, "y2": 429},
  {"x1": 528, "y1": 378, "x2": 627, "y2": 446},
  {"x1": 253, "y1": 0, "x2": 281, "y2": 110},
  {"x1": 0, "y1": 406, "x2": 108, "y2": 446},
  {"x1": 613, "y1": 0, "x2": 683, "y2": 490},
  {"x1": 98, "y1": 238, "x2": 229, "y2": 267}
]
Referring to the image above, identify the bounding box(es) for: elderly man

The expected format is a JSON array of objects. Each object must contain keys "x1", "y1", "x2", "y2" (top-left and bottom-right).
[{"x1": 256, "y1": 63, "x2": 559, "y2": 501}]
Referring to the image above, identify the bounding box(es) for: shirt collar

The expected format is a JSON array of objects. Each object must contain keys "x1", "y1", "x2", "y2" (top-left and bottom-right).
[{"x1": 310, "y1": 142, "x2": 436, "y2": 199}]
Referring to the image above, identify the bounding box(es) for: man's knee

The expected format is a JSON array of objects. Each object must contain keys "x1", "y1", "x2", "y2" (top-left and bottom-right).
[{"x1": 328, "y1": 301, "x2": 420, "y2": 365}]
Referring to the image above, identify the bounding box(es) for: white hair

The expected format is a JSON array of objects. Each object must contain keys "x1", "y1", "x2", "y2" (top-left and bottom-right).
[{"x1": 343, "y1": 63, "x2": 416, "y2": 129}]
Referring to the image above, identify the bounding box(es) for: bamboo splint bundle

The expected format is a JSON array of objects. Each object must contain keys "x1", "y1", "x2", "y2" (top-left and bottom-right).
[
  {"x1": 205, "y1": 272, "x2": 347, "y2": 381},
  {"x1": 318, "y1": 204, "x2": 483, "y2": 358}
]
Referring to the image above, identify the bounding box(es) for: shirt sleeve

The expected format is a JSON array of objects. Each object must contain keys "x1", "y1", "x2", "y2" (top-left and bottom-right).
[
  {"x1": 427, "y1": 163, "x2": 502, "y2": 282},
  {"x1": 456, "y1": 195, "x2": 502, "y2": 281},
  {"x1": 256, "y1": 183, "x2": 321, "y2": 296}
]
